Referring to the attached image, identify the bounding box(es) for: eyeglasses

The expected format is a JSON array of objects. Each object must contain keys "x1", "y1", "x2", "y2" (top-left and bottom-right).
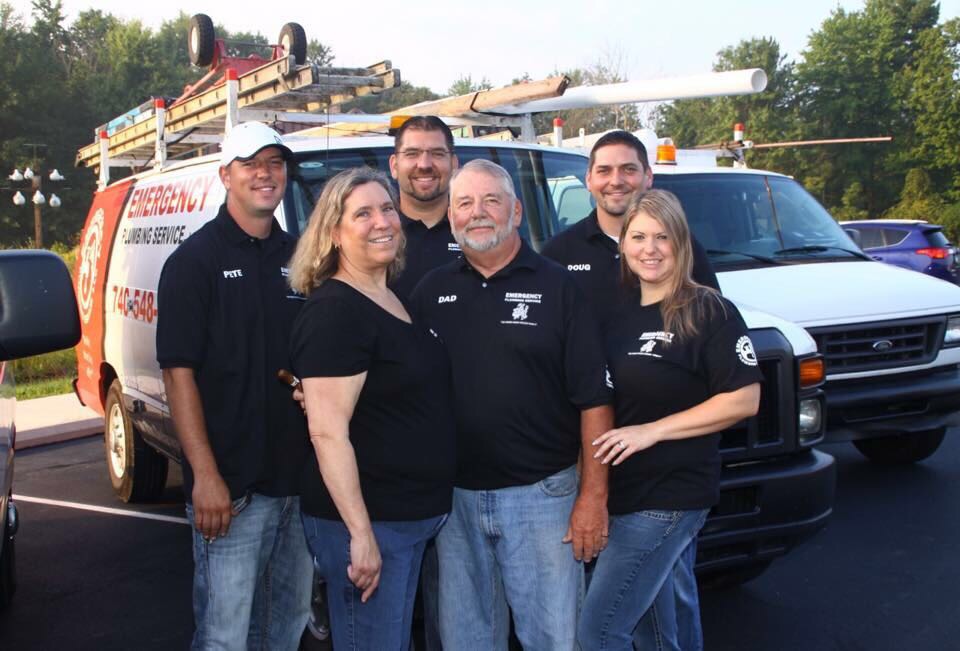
[{"x1": 398, "y1": 148, "x2": 451, "y2": 161}]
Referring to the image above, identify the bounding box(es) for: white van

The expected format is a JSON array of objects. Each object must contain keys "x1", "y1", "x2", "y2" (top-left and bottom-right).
[
  {"x1": 647, "y1": 158, "x2": 960, "y2": 464},
  {"x1": 74, "y1": 134, "x2": 834, "y2": 586}
]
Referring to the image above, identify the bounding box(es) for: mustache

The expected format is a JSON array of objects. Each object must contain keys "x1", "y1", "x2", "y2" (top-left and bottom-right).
[{"x1": 464, "y1": 218, "x2": 497, "y2": 231}]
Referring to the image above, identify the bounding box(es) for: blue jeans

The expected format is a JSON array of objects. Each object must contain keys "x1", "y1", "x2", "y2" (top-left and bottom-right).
[
  {"x1": 579, "y1": 508, "x2": 708, "y2": 651},
  {"x1": 418, "y1": 539, "x2": 442, "y2": 651},
  {"x1": 437, "y1": 465, "x2": 582, "y2": 651},
  {"x1": 301, "y1": 513, "x2": 445, "y2": 651},
  {"x1": 186, "y1": 494, "x2": 313, "y2": 651}
]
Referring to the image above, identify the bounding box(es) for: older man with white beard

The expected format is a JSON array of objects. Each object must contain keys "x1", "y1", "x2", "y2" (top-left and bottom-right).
[{"x1": 410, "y1": 159, "x2": 614, "y2": 651}]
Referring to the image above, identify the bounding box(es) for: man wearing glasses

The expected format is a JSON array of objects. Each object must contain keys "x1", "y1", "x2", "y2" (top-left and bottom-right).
[{"x1": 389, "y1": 116, "x2": 461, "y2": 300}]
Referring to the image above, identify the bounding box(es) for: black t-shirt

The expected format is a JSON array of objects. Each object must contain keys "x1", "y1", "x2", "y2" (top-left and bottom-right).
[
  {"x1": 390, "y1": 212, "x2": 462, "y2": 300},
  {"x1": 290, "y1": 279, "x2": 456, "y2": 521},
  {"x1": 410, "y1": 241, "x2": 612, "y2": 490},
  {"x1": 604, "y1": 292, "x2": 762, "y2": 513},
  {"x1": 541, "y1": 210, "x2": 719, "y2": 326},
  {"x1": 157, "y1": 205, "x2": 309, "y2": 501}
]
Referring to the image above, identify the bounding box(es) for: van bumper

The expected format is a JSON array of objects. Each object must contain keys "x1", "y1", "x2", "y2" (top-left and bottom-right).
[
  {"x1": 822, "y1": 365, "x2": 960, "y2": 442},
  {"x1": 695, "y1": 449, "x2": 835, "y2": 573}
]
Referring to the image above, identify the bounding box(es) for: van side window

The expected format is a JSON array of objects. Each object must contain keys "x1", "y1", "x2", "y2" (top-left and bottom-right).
[
  {"x1": 542, "y1": 153, "x2": 593, "y2": 234},
  {"x1": 288, "y1": 149, "x2": 389, "y2": 233}
]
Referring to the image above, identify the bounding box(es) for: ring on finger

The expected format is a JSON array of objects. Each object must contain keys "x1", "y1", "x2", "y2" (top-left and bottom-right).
[{"x1": 618, "y1": 440, "x2": 626, "y2": 450}]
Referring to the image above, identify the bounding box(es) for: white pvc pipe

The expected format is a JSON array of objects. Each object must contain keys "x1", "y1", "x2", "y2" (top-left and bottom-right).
[{"x1": 494, "y1": 69, "x2": 767, "y2": 114}]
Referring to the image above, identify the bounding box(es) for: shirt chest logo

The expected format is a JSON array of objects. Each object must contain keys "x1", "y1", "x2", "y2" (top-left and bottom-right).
[
  {"x1": 222, "y1": 269, "x2": 243, "y2": 279},
  {"x1": 502, "y1": 292, "x2": 541, "y2": 327},
  {"x1": 567, "y1": 263, "x2": 592, "y2": 272},
  {"x1": 438, "y1": 294, "x2": 457, "y2": 304},
  {"x1": 628, "y1": 331, "x2": 674, "y2": 358},
  {"x1": 447, "y1": 242, "x2": 461, "y2": 253}
]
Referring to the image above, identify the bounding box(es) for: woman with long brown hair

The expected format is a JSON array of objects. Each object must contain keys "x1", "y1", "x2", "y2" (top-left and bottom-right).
[{"x1": 579, "y1": 189, "x2": 762, "y2": 650}]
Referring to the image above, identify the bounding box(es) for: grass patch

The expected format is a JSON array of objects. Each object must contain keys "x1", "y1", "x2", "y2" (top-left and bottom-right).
[
  {"x1": 12, "y1": 347, "x2": 76, "y2": 383},
  {"x1": 16, "y1": 376, "x2": 74, "y2": 400}
]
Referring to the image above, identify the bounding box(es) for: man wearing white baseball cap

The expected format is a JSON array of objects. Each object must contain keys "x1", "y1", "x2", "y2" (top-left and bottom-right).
[{"x1": 157, "y1": 122, "x2": 312, "y2": 650}]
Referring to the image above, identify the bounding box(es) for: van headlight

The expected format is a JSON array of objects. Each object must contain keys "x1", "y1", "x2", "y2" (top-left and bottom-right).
[
  {"x1": 944, "y1": 315, "x2": 960, "y2": 347},
  {"x1": 798, "y1": 398, "x2": 823, "y2": 445}
]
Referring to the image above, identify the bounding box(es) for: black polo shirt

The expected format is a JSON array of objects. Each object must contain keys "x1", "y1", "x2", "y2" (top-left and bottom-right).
[
  {"x1": 390, "y1": 211, "x2": 461, "y2": 300},
  {"x1": 157, "y1": 205, "x2": 308, "y2": 502},
  {"x1": 541, "y1": 210, "x2": 719, "y2": 326},
  {"x1": 290, "y1": 279, "x2": 456, "y2": 521},
  {"x1": 410, "y1": 240, "x2": 612, "y2": 490},
  {"x1": 605, "y1": 293, "x2": 762, "y2": 513}
]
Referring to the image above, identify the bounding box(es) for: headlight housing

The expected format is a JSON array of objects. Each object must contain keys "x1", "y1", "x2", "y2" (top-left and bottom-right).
[
  {"x1": 943, "y1": 314, "x2": 960, "y2": 347},
  {"x1": 798, "y1": 398, "x2": 823, "y2": 445}
]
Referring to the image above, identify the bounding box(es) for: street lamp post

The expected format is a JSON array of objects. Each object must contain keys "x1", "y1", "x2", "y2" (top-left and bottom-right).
[{"x1": 6, "y1": 143, "x2": 64, "y2": 248}]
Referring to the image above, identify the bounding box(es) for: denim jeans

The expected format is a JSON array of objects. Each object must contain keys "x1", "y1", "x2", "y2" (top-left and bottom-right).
[
  {"x1": 301, "y1": 513, "x2": 445, "y2": 651},
  {"x1": 578, "y1": 508, "x2": 708, "y2": 651},
  {"x1": 186, "y1": 494, "x2": 313, "y2": 651},
  {"x1": 436, "y1": 465, "x2": 582, "y2": 651},
  {"x1": 418, "y1": 539, "x2": 442, "y2": 651},
  {"x1": 632, "y1": 536, "x2": 703, "y2": 651}
]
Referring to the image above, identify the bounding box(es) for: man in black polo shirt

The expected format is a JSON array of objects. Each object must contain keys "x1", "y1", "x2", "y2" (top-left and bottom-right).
[
  {"x1": 411, "y1": 159, "x2": 613, "y2": 650},
  {"x1": 388, "y1": 115, "x2": 461, "y2": 300},
  {"x1": 542, "y1": 130, "x2": 717, "y2": 649},
  {"x1": 542, "y1": 130, "x2": 719, "y2": 327},
  {"x1": 157, "y1": 122, "x2": 312, "y2": 650},
  {"x1": 387, "y1": 115, "x2": 459, "y2": 651}
]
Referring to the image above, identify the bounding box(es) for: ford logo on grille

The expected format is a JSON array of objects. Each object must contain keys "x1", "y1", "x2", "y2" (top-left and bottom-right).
[{"x1": 872, "y1": 339, "x2": 894, "y2": 352}]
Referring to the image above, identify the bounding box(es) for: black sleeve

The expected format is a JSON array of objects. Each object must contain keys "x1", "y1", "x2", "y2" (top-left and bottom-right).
[
  {"x1": 562, "y1": 275, "x2": 614, "y2": 409},
  {"x1": 290, "y1": 294, "x2": 377, "y2": 378},
  {"x1": 691, "y1": 236, "x2": 720, "y2": 291},
  {"x1": 156, "y1": 249, "x2": 211, "y2": 369},
  {"x1": 701, "y1": 299, "x2": 763, "y2": 395}
]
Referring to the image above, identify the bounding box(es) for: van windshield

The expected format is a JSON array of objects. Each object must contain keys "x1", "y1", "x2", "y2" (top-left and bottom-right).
[
  {"x1": 653, "y1": 173, "x2": 866, "y2": 267},
  {"x1": 286, "y1": 145, "x2": 592, "y2": 251}
]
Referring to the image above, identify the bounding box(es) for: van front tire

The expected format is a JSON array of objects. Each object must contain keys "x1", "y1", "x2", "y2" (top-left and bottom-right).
[
  {"x1": 852, "y1": 427, "x2": 946, "y2": 464},
  {"x1": 105, "y1": 381, "x2": 168, "y2": 502}
]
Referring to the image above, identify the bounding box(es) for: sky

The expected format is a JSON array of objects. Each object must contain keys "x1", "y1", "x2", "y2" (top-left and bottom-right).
[{"x1": 7, "y1": 0, "x2": 960, "y2": 95}]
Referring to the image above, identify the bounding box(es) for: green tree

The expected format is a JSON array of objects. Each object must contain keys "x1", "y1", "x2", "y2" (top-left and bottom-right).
[
  {"x1": 448, "y1": 75, "x2": 492, "y2": 96},
  {"x1": 794, "y1": 0, "x2": 938, "y2": 214},
  {"x1": 899, "y1": 18, "x2": 960, "y2": 200},
  {"x1": 344, "y1": 81, "x2": 440, "y2": 114},
  {"x1": 541, "y1": 54, "x2": 641, "y2": 139},
  {"x1": 834, "y1": 181, "x2": 871, "y2": 221},
  {"x1": 655, "y1": 37, "x2": 799, "y2": 172}
]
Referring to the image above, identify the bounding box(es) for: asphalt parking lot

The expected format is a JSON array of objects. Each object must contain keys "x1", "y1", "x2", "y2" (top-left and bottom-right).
[{"x1": 1, "y1": 431, "x2": 958, "y2": 650}]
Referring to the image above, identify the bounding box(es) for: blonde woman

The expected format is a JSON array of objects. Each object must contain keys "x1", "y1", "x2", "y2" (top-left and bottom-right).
[
  {"x1": 288, "y1": 167, "x2": 455, "y2": 650},
  {"x1": 579, "y1": 189, "x2": 762, "y2": 651}
]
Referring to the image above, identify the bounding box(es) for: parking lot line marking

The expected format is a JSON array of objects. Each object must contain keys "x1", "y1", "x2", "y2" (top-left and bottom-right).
[{"x1": 13, "y1": 494, "x2": 191, "y2": 525}]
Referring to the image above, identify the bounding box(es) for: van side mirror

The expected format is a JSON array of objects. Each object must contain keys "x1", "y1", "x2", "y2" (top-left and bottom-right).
[
  {"x1": 843, "y1": 228, "x2": 862, "y2": 248},
  {"x1": 0, "y1": 250, "x2": 81, "y2": 361}
]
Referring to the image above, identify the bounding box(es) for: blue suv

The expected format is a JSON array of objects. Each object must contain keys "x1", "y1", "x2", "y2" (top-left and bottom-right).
[{"x1": 841, "y1": 219, "x2": 959, "y2": 284}]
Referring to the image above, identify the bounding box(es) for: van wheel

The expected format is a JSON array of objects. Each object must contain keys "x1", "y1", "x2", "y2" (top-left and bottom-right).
[
  {"x1": 0, "y1": 514, "x2": 15, "y2": 610},
  {"x1": 188, "y1": 14, "x2": 216, "y2": 67},
  {"x1": 853, "y1": 427, "x2": 946, "y2": 465},
  {"x1": 278, "y1": 23, "x2": 307, "y2": 66},
  {"x1": 105, "y1": 380, "x2": 168, "y2": 502}
]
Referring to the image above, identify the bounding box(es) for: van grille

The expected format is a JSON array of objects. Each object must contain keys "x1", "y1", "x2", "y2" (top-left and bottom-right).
[
  {"x1": 719, "y1": 357, "x2": 786, "y2": 458},
  {"x1": 809, "y1": 317, "x2": 944, "y2": 374}
]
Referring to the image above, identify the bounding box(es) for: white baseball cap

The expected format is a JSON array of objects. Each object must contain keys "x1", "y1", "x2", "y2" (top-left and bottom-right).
[{"x1": 219, "y1": 121, "x2": 293, "y2": 166}]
